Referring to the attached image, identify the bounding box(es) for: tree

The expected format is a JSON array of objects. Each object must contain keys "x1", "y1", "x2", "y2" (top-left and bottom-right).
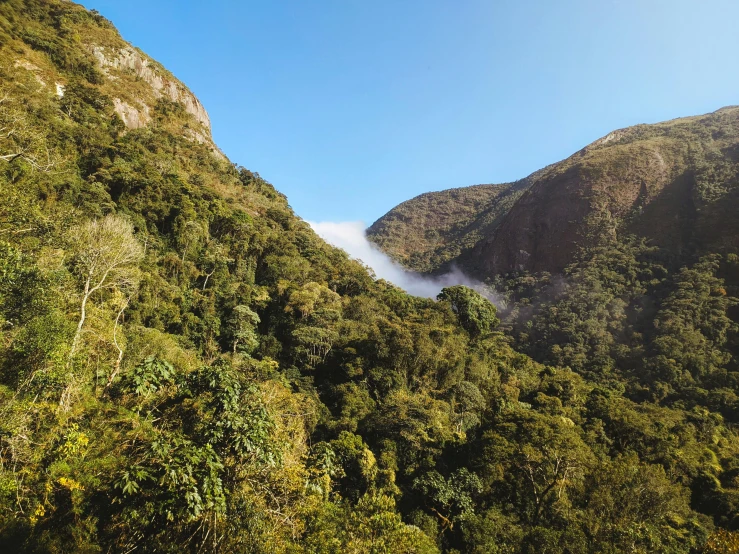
[
  {"x1": 285, "y1": 281, "x2": 341, "y2": 319},
  {"x1": 437, "y1": 286, "x2": 499, "y2": 338},
  {"x1": 286, "y1": 282, "x2": 342, "y2": 368},
  {"x1": 0, "y1": 90, "x2": 58, "y2": 172},
  {"x1": 703, "y1": 529, "x2": 739, "y2": 554},
  {"x1": 303, "y1": 493, "x2": 439, "y2": 554},
  {"x1": 200, "y1": 239, "x2": 232, "y2": 290},
  {"x1": 447, "y1": 381, "x2": 485, "y2": 433},
  {"x1": 650, "y1": 256, "x2": 737, "y2": 386},
  {"x1": 63, "y1": 214, "x2": 143, "y2": 407},
  {"x1": 413, "y1": 468, "x2": 482, "y2": 532},
  {"x1": 476, "y1": 412, "x2": 594, "y2": 526},
  {"x1": 579, "y1": 455, "x2": 699, "y2": 553},
  {"x1": 229, "y1": 304, "x2": 260, "y2": 354}
]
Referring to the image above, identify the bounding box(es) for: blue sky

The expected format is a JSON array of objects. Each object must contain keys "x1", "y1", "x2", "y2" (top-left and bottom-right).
[{"x1": 80, "y1": 0, "x2": 739, "y2": 224}]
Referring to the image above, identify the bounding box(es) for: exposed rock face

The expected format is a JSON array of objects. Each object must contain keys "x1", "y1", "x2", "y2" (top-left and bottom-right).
[
  {"x1": 11, "y1": 33, "x2": 220, "y2": 153},
  {"x1": 112, "y1": 97, "x2": 150, "y2": 129},
  {"x1": 91, "y1": 45, "x2": 211, "y2": 132}
]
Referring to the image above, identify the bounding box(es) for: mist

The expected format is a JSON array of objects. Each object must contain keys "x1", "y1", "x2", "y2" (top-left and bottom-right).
[{"x1": 309, "y1": 220, "x2": 497, "y2": 301}]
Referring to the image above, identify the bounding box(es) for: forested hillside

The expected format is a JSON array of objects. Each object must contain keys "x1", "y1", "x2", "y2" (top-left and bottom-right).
[
  {"x1": 1, "y1": 1, "x2": 738, "y2": 553},
  {"x1": 369, "y1": 107, "x2": 739, "y2": 278},
  {"x1": 366, "y1": 179, "x2": 531, "y2": 274}
]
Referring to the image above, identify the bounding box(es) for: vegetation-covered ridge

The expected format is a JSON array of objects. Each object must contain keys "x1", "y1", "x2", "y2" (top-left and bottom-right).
[
  {"x1": 369, "y1": 106, "x2": 739, "y2": 278},
  {"x1": 1, "y1": 1, "x2": 738, "y2": 553},
  {"x1": 366, "y1": 179, "x2": 530, "y2": 274}
]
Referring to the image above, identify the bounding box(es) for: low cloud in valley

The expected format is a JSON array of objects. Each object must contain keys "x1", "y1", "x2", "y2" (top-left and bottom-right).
[{"x1": 309, "y1": 220, "x2": 493, "y2": 300}]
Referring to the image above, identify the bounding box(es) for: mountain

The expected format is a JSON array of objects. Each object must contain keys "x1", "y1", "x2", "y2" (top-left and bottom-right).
[
  {"x1": 1, "y1": 2, "x2": 738, "y2": 553},
  {"x1": 366, "y1": 178, "x2": 531, "y2": 274},
  {"x1": 369, "y1": 107, "x2": 739, "y2": 277}
]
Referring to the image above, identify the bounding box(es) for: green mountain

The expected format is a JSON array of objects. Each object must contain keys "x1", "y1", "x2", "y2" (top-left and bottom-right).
[
  {"x1": 368, "y1": 108, "x2": 739, "y2": 277},
  {"x1": 366, "y1": 178, "x2": 532, "y2": 274},
  {"x1": 1, "y1": 2, "x2": 738, "y2": 553}
]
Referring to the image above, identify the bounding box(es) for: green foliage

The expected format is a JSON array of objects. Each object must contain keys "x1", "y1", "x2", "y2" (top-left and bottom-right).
[
  {"x1": 228, "y1": 304, "x2": 260, "y2": 354},
  {"x1": 703, "y1": 529, "x2": 739, "y2": 554},
  {"x1": 126, "y1": 356, "x2": 175, "y2": 396},
  {"x1": 413, "y1": 468, "x2": 482, "y2": 530},
  {"x1": 367, "y1": 179, "x2": 532, "y2": 273},
  {"x1": 437, "y1": 285, "x2": 499, "y2": 338},
  {"x1": 649, "y1": 255, "x2": 738, "y2": 386},
  {"x1": 0, "y1": 1, "x2": 737, "y2": 553},
  {"x1": 578, "y1": 455, "x2": 700, "y2": 553}
]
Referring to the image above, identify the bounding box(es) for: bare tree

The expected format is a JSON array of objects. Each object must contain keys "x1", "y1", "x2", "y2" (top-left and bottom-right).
[
  {"x1": 0, "y1": 91, "x2": 58, "y2": 172},
  {"x1": 106, "y1": 292, "x2": 132, "y2": 390},
  {"x1": 61, "y1": 214, "x2": 143, "y2": 409},
  {"x1": 180, "y1": 220, "x2": 203, "y2": 264},
  {"x1": 200, "y1": 239, "x2": 232, "y2": 290}
]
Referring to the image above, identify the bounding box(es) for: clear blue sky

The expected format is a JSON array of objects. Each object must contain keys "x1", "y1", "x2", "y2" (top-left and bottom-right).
[{"x1": 79, "y1": 0, "x2": 739, "y2": 224}]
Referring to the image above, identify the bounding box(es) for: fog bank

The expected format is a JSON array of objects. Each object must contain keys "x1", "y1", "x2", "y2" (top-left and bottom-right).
[{"x1": 309, "y1": 220, "x2": 494, "y2": 300}]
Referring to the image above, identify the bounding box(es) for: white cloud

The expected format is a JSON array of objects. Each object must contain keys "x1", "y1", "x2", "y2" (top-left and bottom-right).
[{"x1": 308, "y1": 220, "x2": 496, "y2": 301}]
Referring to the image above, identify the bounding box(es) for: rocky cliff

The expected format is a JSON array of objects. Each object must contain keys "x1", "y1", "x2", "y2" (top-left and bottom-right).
[
  {"x1": 1, "y1": 0, "x2": 219, "y2": 152},
  {"x1": 90, "y1": 44, "x2": 211, "y2": 132}
]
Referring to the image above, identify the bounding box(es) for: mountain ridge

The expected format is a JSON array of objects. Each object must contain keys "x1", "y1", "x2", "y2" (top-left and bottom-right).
[
  {"x1": 1, "y1": 2, "x2": 738, "y2": 552},
  {"x1": 368, "y1": 105, "x2": 739, "y2": 277}
]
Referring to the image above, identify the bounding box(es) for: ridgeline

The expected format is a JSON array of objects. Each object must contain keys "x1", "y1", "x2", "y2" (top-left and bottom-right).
[{"x1": 0, "y1": 1, "x2": 738, "y2": 552}]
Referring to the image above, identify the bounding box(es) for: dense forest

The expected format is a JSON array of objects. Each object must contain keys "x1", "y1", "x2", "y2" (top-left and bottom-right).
[
  {"x1": 366, "y1": 179, "x2": 532, "y2": 274},
  {"x1": 0, "y1": 1, "x2": 738, "y2": 553}
]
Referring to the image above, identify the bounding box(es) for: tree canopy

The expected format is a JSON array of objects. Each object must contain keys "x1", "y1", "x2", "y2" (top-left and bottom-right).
[{"x1": 0, "y1": 1, "x2": 738, "y2": 553}]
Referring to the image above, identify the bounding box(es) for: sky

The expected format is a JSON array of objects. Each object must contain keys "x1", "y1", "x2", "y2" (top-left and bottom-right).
[{"x1": 79, "y1": 0, "x2": 739, "y2": 226}]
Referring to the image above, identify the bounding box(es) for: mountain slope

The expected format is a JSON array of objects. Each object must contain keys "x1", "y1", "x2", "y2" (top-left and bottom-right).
[
  {"x1": 366, "y1": 178, "x2": 532, "y2": 273},
  {"x1": 1, "y1": 2, "x2": 738, "y2": 553},
  {"x1": 370, "y1": 107, "x2": 739, "y2": 277}
]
